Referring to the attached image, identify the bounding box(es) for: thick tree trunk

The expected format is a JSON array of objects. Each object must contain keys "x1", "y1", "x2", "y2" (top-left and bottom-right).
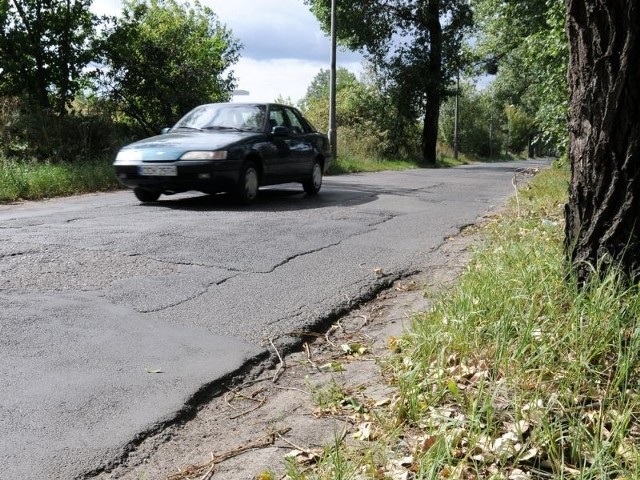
[
  {"x1": 565, "y1": 1, "x2": 640, "y2": 284},
  {"x1": 420, "y1": 0, "x2": 442, "y2": 166},
  {"x1": 421, "y1": 99, "x2": 439, "y2": 166}
]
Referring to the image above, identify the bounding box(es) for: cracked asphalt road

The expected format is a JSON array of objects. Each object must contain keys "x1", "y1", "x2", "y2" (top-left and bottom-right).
[{"x1": 0, "y1": 159, "x2": 550, "y2": 479}]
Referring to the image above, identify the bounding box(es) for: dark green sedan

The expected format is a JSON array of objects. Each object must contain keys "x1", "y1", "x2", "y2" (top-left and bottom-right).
[{"x1": 113, "y1": 103, "x2": 332, "y2": 204}]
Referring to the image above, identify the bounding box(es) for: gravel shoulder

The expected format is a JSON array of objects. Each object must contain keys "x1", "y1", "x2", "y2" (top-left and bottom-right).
[{"x1": 90, "y1": 225, "x2": 481, "y2": 480}]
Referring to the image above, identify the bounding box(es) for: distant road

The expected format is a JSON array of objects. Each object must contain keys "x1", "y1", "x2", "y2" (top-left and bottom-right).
[{"x1": 0, "y1": 159, "x2": 550, "y2": 479}]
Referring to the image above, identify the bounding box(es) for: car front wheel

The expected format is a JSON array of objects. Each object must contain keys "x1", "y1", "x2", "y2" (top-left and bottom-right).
[
  {"x1": 235, "y1": 161, "x2": 259, "y2": 204},
  {"x1": 134, "y1": 187, "x2": 161, "y2": 203},
  {"x1": 303, "y1": 160, "x2": 323, "y2": 195}
]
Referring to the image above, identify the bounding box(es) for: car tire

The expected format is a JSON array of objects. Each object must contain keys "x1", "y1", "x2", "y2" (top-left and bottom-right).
[
  {"x1": 235, "y1": 161, "x2": 259, "y2": 205},
  {"x1": 134, "y1": 187, "x2": 161, "y2": 203},
  {"x1": 303, "y1": 159, "x2": 323, "y2": 195}
]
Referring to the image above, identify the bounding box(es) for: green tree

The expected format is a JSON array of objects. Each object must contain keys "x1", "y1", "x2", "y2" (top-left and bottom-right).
[
  {"x1": 504, "y1": 104, "x2": 536, "y2": 155},
  {"x1": 439, "y1": 84, "x2": 503, "y2": 158},
  {"x1": 0, "y1": 0, "x2": 96, "y2": 113},
  {"x1": 99, "y1": 0, "x2": 240, "y2": 134},
  {"x1": 473, "y1": 0, "x2": 568, "y2": 155},
  {"x1": 305, "y1": 0, "x2": 473, "y2": 166},
  {"x1": 565, "y1": 0, "x2": 640, "y2": 284},
  {"x1": 298, "y1": 67, "x2": 358, "y2": 112},
  {"x1": 301, "y1": 66, "x2": 420, "y2": 161}
]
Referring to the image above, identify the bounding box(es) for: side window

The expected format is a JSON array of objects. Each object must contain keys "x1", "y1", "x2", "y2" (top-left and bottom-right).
[
  {"x1": 268, "y1": 106, "x2": 286, "y2": 130},
  {"x1": 284, "y1": 108, "x2": 306, "y2": 134}
]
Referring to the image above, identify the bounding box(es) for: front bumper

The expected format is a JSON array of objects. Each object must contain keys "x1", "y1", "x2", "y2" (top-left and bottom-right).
[{"x1": 114, "y1": 160, "x2": 242, "y2": 194}]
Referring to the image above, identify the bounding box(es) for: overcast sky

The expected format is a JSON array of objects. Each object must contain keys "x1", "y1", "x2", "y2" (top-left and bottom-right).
[{"x1": 92, "y1": 0, "x2": 364, "y2": 104}]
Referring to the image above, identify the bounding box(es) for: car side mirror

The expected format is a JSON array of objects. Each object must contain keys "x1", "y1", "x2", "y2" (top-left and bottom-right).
[
  {"x1": 271, "y1": 125, "x2": 290, "y2": 137},
  {"x1": 160, "y1": 127, "x2": 171, "y2": 134}
]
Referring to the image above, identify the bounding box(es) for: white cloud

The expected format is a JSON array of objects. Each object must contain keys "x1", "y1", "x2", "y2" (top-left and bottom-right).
[
  {"x1": 91, "y1": 0, "x2": 364, "y2": 104},
  {"x1": 91, "y1": 0, "x2": 121, "y2": 17},
  {"x1": 231, "y1": 57, "x2": 362, "y2": 105}
]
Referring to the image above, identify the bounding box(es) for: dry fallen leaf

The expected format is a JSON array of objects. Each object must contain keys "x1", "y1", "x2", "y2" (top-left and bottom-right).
[
  {"x1": 416, "y1": 435, "x2": 438, "y2": 453},
  {"x1": 353, "y1": 422, "x2": 374, "y2": 441},
  {"x1": 508, "y1": 469, "x2": 531, "y2": 479},
  {"x1": 388, "y1": 336, "x2": 401, "y2": 353},
  {"x1": 284, "y1": 448, "x2": 322, "y2": 465},
  {"x1": 375, "y1": 397, "x2": 392, "y2": 407}
]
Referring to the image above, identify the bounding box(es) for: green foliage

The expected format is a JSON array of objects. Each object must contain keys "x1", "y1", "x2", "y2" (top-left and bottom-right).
[
  {"x1": 0, "y1": 0, "x2": 97, "y2": 113},
  {"x1": 0, "y1": 156, "x2": 119, "y2": 202},
  {"x1": 98, "y1": 0, "x2": 241, "y2": 133},
  {"x1": 397, "y1": 167, "x2": 640, "y2": 477},
  {"x1": 0, "y1": 96, "x2": 134, "y2": 162},
  {"x1": 504, "y1": 104, "x2": 536, "y2": 155},
  {"x1": 298, "y1": 67, "x2": 359, "y2": 112},
  {"x1": 301, "y1": 66, "x2": 421, "y2": 163},
  {"x1": 304, "y1": 0, "x2": 474, "y2": 165},
  {"x1": 439, "y1": 83, "x2": 505, "y2": 157},
  {"x1": 474, "y1": 0, "x2": 568, "y2": 155}
]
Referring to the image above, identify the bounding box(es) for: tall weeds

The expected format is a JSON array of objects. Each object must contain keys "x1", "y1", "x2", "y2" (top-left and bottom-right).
[{"x1": 394, "y1": 166, "x2": 640, "y2": 478}]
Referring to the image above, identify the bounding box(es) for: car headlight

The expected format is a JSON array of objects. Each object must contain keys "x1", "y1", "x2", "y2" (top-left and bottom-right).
[
  {"x1": 114, "y1": 150, "x2": 143, "y2": 163},
  {"x1": 180, "y1": 151, "x2": 227, "y2": 160}
]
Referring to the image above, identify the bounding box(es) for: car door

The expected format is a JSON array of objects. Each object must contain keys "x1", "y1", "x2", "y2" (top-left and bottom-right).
[
  {"x1": 263, "y1": 105, "x2": 294, "y2": 182},
  {"x1": 283, "y1": 107, "x2": 314, "y2": 178}
]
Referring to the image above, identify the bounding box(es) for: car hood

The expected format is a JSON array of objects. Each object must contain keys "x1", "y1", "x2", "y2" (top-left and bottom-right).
[{"x1": 118, "y1": 131, "x2": 262, "y2": 162}]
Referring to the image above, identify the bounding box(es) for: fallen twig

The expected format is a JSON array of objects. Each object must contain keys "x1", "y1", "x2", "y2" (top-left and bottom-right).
[
  {"x1": 304, "y1": 342, "x2": 322, "y2": 372},
  {"x1": 167, "y1": 428, "x2": 291, "y2": 480},
  {"x1": 324, "y1": 325, "x2": 339, "y2": 348},
  {"x1": 198, "y1": 462, "x2": 215, "y2": 480},
  {"x1": 277, "y1": 432, "x2": 314, "y2": 454},
  {"x1": 229, "y1": 396, "x2": 267, "y2": 419},
  {"x1": 269, "y1": 337, "x2": 286, "y2": 383},
  {"x1": 356, "y1": 314, "x2": 369, "y2": 331},
  {"x1": 273, "y1": 385, "x2": 311, "y2": 395}
]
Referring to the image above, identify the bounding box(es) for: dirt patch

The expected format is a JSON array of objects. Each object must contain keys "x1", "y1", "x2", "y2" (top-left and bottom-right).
[{"x1": 91, "y1": 229, "x2": 479, "y2": 480}]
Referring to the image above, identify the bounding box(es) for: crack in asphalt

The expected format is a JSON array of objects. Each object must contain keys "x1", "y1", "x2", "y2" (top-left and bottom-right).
[
  {"x1": 0, "y1": 250, "x2": 39, "y2": 259},
  {"x1": 262, "y1": 213, "x2": 398, "y2": 274},
  {"x1": 0, "y1": 223, "x2": 47, "y2": 229},
  {"x1": 118, "y1": 212, "x2": 400, "y2": 277},
  {"x1": 122, "y1": 252, "x2": 228, "y2": 270},
  {"x1": 136, "y1": 273, "x2": 241, "y2": 313},
  {"x1": 128, "y1": 212, "x2": 400, "y2": 314}
]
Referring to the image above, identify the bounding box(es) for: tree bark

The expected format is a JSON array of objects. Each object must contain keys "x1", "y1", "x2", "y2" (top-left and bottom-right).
[
  {"x1": 565, "y1": 1, "x2": 640, "y2": 284},
  {"x1": 421, "y1": 0, "x2": 442, "y2": 166}
]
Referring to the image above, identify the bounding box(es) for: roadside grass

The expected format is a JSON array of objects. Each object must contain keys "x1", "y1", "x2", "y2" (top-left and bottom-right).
[
  {"x1": 327, "y1": 141, "x2": 505, "y2": 174},
  {"x1": 0, "y1": 150, "x2": 522, "y2": 203},
  {"x1": 327, "y1": 155, "x2": 421, "y2": 175},
  {"x1": 326, "y1": 150, "x2": 474, "y2": 175},
  {"x1": 285, "y1": 165, "x2": 640, "y2": 479},
  {"x1": 0, "y1": 156, "x2": 120, "y2": 203}
]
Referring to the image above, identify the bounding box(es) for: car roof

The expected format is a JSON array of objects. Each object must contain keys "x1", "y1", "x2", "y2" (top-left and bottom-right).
[{"x1": 199, "y1": 102, "x2": 295, "y2": 109}]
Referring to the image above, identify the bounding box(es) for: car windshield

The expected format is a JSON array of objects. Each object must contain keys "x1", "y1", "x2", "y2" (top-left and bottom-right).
[{"x1": 173, "y1": 104, "x2": 266, "y2": 132}]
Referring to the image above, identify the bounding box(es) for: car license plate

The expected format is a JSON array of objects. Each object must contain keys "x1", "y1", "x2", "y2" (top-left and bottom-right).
[{"x1": 138, "y1": 165, "x2": 177, "y2": 176}]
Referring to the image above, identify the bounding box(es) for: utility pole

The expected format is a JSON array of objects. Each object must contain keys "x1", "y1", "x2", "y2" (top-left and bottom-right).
[
  {"x1": 453, "y1": 68, "x2": 460, "y2": 159},
  {"x1": 489, "y1": 112, "x2": 493, "y2": 160},
  {"x1": 328, "y1": 0, "x2": 337, "y2": 160}
]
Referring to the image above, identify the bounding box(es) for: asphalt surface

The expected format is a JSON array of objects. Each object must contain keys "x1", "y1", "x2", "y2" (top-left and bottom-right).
[{"x1": 0, "y1": 159, "x2": 550, "y2": 479}]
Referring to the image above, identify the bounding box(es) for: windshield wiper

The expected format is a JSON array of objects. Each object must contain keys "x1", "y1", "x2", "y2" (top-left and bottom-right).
[
  {"x1": 175, "y1": 126, "x2": 202, "y2": 131},
  {"x1": 202, "y1": 125, "x2": 249, "y2": 132}
]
